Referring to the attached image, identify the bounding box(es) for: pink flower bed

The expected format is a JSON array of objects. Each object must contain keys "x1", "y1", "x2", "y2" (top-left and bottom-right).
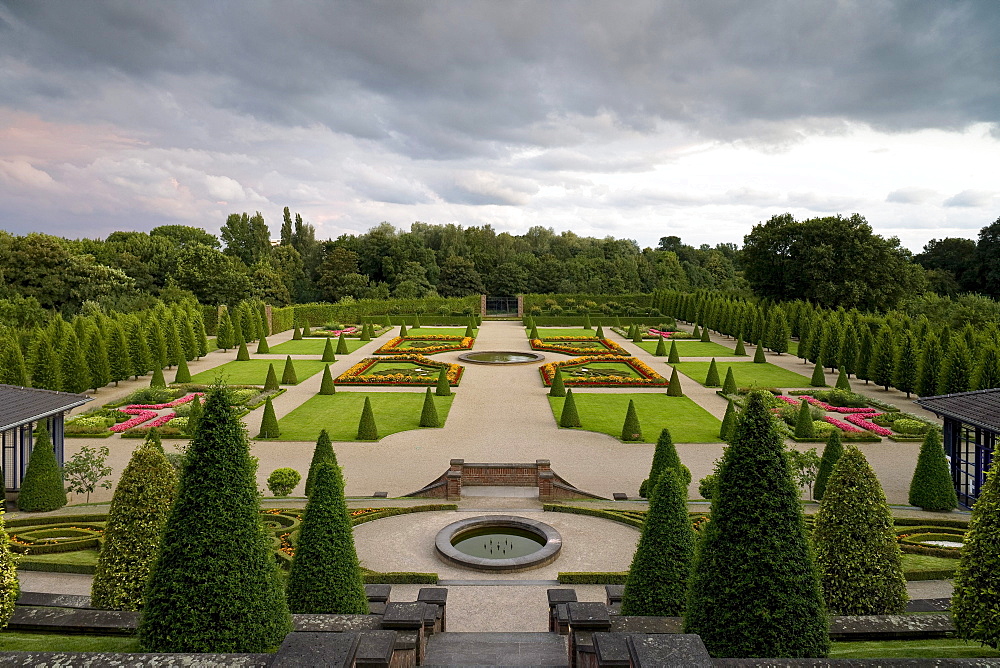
[
  {"x1": 844, "y1": 413, "x2": 893, "y2": 437},
  {"x1": 147, "y1": 412, "x2": 177, "y2": 428},
  {"x1": 823, "y1": 416, "x2": 864, "y2": 433},
  {"x1": 110, "y1": 393, "x2": 204, "y2": 432},
  {"x1": 649, "y1": 328, "x2": 675, "y2": 336},
  {"x1": 110, "y1": 408, "x2": 158, "y2": 432},
  {"x1": 129, "y1": 393, "x2": 204, "y2": 410},
  {"x1": 778, "y1": 395, "x2": 891, "y2": 437}
]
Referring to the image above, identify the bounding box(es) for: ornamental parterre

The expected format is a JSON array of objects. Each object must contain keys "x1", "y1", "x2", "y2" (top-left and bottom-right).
[
  {"x1": 374, "y1": 335, "x2": 474, "y2": 355},
  {"x1": 539, "y1": 356, "x2": 667, "y2": 387},
  {"x1": 335, "y1": 354, "x2": 464, "y2": 386},
  {"x1": 529, "y1": 337, "x2": 630, "y2": 356}
]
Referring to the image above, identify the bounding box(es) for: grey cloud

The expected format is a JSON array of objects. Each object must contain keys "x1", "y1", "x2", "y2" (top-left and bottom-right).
[
  {"x1": 943, "y1": 190, "x2": 996, "y2": 208},
  {"x1": 886, "y1": 188, "x2": 938, "y2": 204}
]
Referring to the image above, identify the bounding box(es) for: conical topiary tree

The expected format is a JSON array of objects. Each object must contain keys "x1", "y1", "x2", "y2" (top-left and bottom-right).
[
  {"x1": 666, "y1": 366, "x2": 683, "y2": 397},
  {"x1": 399, "y1": 323, "x2": 408, "y2": 337},
  {"x1": 583, "y1": 313, "x2": 592, "y2": 330},
  {"x1": 596, "y1": 324, "x2": 605, "y2": 339},
  {"x1": 529, "y1": 324, "x2": 540, "y2": 340},
  {"x1": 549, "y1": 367, "x2": 566, "y2": 397},
  {"x1": 414, "y1": 314, "x2": 422, "y2": 329},
  {"x1": 292, "y1": 325, "x2": 302, "y2": 340},
  {"x1": 138, "y1": 387, "x2": 292, "y2": 652},
  {"x1": 287, "y1": 462, "x2": 369, "y2": 614},
  {"x1": 705, "y1": 358, "x2": 721, "y2": 387},
  {"x1": 419, "y1": 387, "x2": 440, "y2": 427},
  {"x1": 174, "y1": 355, "x2": 191, "y2": 384},
  {"x1": 621, "y1": 399, "x2": 642, "y2": 442},
  {"x1": 667, "y1": 340, "x2": 679, "y2": 363},
  {"x1": 720, "y1": 399, "x2": 737, "y2": 441},
  {"x1": 639, "y1": 428, "x2": 690, "y2": 499},
  {"x1": 336, "y1": 332, "x2": 349, "y2": 355},
  {"x1": 301, "y1": 321, "x2": 312, "y2": 337},
  {"x1": 257, "y1": 397, "x2": 279, "y2": 439},
  {"x1": 951, "y1": 459, "x2": 1000, "y2": 649},
  {"x1": 319, "y1": 365, "x2": 336, "y2": 395},
  {"x1": 835, "y1": 368, "x2": 850, "y2": 391},
  {"x1": 256, "y1": 335, "x2": 270, "y2": 354},
  {"x1": 734, "y1": 335, "x2": 747, "y2": 357},
  {"x1": 264, "y1": 363, "x2": 279, "y2": 391},
  {"x1": 722, "y1": 366, "x2": 737, "y2": 395},
  {"x1": 187, "y1": 395, "x2": 202, "y2": 435},
  {"x1": 560, "y1": 388, "x2": 581, "y2": 428},
  {"x1": 621, "y1": 468, "x2": 695, "y2": 616},
  {"x1": 810, "y1": 361, "x2": 827, "y2": 387},
  {"x1": 216, "y1": 310, "x2": 235, "y2": 350},
  {"x1": 908, "y1": 429, "x2": 957, "y2": 511},
  {"x1": 91, "y1": 432, "x2": 178, "y2": 610},
  {"x1": 753, "y1": 341, "x2": 766, "y2": 363},
  {"x1": 236, "y1": 341, "x2": 250, "y2": 361},
  {"x1": 813, "y1": 446, "x2": 907, "y2": 615},
  {"x1": 814, "y1": 430, "x2": 843, "y2": 501},
  {"x1": 632, "y1": 326, "x2": 643, "y2": 343},
  {"x1": 701, "y1": 326, "x2": 711, "y2": 343},
  {"x1": 150, "y1": 364, "x2": 166, "y2": 389},
  {"x1": 322, "y1": 338, "x2": 336, "y2": 363},
  {"x1": 794, "y1": 399, "x2": 815, "y2": 439},
  {"x1": 17, "y1": 423, "x2": 67, "y2": 512},
  {"x1": 692, "y1": 324, "x2": 701, "y2": 339},
  {"x1": 655, "y1": 334, "x2": 667, "y2": 357},
  {"x1": 684, "y1": 390, "x2": 830, "y2": 658},
  {"x1": 359, "y1": 323, "x2": 370, "y2": 342},
  {"x1": 305, "y1": 429, "x2": 337, "y2": 497},
  {"x1": 435, "y1": 366, "x2": 451, "y2": 397},
  {"x1": 357, "y1": 397, "x2": 378, "y2": 440},
  {"x1": 281, "y1": 355, "x2": 298, "y2": 385}
]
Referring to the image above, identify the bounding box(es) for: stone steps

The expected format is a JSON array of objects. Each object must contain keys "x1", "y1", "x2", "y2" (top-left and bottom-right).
[{"x1": 423, "y1": 631, "x2": 567, "y2": 667}]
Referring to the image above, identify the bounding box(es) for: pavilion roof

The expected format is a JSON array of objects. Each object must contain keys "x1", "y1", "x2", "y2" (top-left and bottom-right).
[
  {"x1": 0, "y1": 384, "x2": 92, "y2": 432},
  {"x1": 916, "y1": 388, "x2": 1000, "y2": 434}
]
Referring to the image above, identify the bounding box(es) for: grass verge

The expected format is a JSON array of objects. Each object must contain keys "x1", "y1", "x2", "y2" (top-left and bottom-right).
[
  {"x1": 190, "y1": 359, "x2": 328, "y2": 385},
  {"x1": 0, "y1": 632, "x2": 140, "y2": 652},
  {"x1": 269, "y1": 338, "x2": 368, "y2": 355},
  {"x1": 671, "y1": 361, "x2": 812, "y2": 388},
  {"x1": 830, "y1": 639, "x2": 1000, "y2": 659},
  {"x1": 635, "y1": 341, "x2": 736, "y2": 357},
  {"x1": 547, "y1": 392, "x2": 721, "y2": 443},
  {"x1": 273, "y1": 391, "x2": 455, "y2": 441}
]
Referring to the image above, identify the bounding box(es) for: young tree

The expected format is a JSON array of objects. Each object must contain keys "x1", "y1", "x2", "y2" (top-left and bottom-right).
[
  {"x1": 305, "y1": 429, "x2": 336, "y2": 497},
  {"x1": 667, "y1": 340, "x2": 680, "y2": 363},
  {"x1": 257, "y1": 397, "x2": 280, "y2": 438},
  {"x1": 621, "y1": 399, "x2": 642, "y2": 442},
  {"x1": 149, "y1": 364, "x2": 166, "y2": 388},
  {"x1": 870, "y1": 326, "x2": 896, "y2": 391},
  {"x1": 719, "y1": 399, "x2": 737, "y2": 441},
  {"x1": 892, "y1": 330, "x2": 918, "y2": 398},
  {"x1": 620, "y1": 468, "x2": 695, "y2": 615},
  {"x1": 813, "y1": 446, "x2": 907, "y2": 615},
  {"x1": 655, "y1": 335, "x2": 667, "y2": 357},
  {"x1": 705, "y1": 358, "x2": 721, "y2": 387},
  {"x1": 639, "y1": 428, "x2": 690, "y2": 499},
  {"x1": 685, "y1": 391, "x2": 829, "y2": 658},
  {"x1": 908, "y1": 429, "x2": 957, "y2": 511},
  {"x1": 215, "y1": 309, "x2": 235, "y2": 351},
  {"x1": 336, "y1": 332, "x2": 349, "y2": 355},
  {"x1": 291, "y1": 325, "x2": 302, "y2": 340},
  {"x1": 419, "y1": 387, "x2": 440, "y2": 427},
  {"x1": 319, "y1": 365, "x2": 336, "y2": 395},
  {"x1": 138, "y1": 387, "x2": 292, "y2": 651},
  {"x1": 357, "y1": 396, "x2": 378, "y2": 440},
  {"x1": 938, "y1": 338, "x2": 972, "y2": 395},
  {"x1": 549, "y1": 367, "x2": 566, "y2": 397},
  {"x1": 734, "y1": 333, "x2": 747, "y2": 357},
  {"x1": 559, "y1": 388, "x2": 581, "y2": 428},
  {"x1": 835, "y1": 368, "x2": 851, "y2": 391},
  {"x1": 810, "y1": 361, "x2": 827, "y2": 387},
  {"x1": 722, "y1": 367, "x2": 738, "y2": 395},
  {"x1": 753, "y1": 341, "x2": 766, "y2": 363},
  {"x1": 92, "y1": 432, "x2": 177, "y2": 610},
  {"x1": 17, "y1": 423, "x2": 67, "y2": 512},
  {"x1": 794, "y1": 399, "x2": 815, "y2": 439},
  {"x1": 814, "y1": 429, "x2": 844, "y2": 501},
  {"x1": 322, "y1": 338, "x2": 336, "y2": 363},
  {"x1": 786, "y1": 447, "x2": 821, "y2": 499},
  {"x1": 85, "y1": 328, "x2": 111, "y2": 392},
  {"x1": 63, "y1": 445, "x2": 113, "y2": 503},
  {"x1": 236, "y1": 341, "x2": 250, "y2": 361},
  {"x1": 666, "y1": 366, "x2": 683, "y2": 397},
  {"x1": 435, "y1": 366, "x2": 451, "y2": 397},
  {"x1": 951, "y1": 461, "x2": 1000, "y2": 649},
  {"x1": 256, "y1": 335, "x2": 270, "y2": 354},
  {"x1": 286, "y1": 462, "x2": 369, "y2": 614},
  {"x1": 174, "y1": 355, "x2": 192, "y2": 384},
  {"x1": 281, "y1": 355, "x2": 298, "y2": 385},
  {"x1": 700, "y1": 325, "x2": 711, "y2": 343},
  {"x1": 973, "y1": 343, "x2": 1000, "y2": 391}
]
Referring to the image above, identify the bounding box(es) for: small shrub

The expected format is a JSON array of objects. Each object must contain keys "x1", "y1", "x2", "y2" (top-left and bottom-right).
[
  {"x1": 560, "y1": 389, "x2": 581, "y2": 428},
  {"x1": 17, "y1": 424, "x2": 67, "y2": 512},
  {"x1": 267, "y1": 468, "x2": 301, "y2": 496},
  {"x1": 357, "y1": 397, "x2": 378, "y2": 440},
  {"x1": 698, "y1": 473, "x2": 717, "y2": 500},
  {"x1": 281, "y1": 356, "x2": 298, "y2": 385},
  {"x1": 621, "y1": 399, "x2": 642, "y2": 442}
]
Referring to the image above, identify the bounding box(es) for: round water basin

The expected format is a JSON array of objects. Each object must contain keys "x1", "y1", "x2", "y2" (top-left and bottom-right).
[
  {"x1": 435, "y1": 516, "x2": 562, "y2": 572},
  {"x1": 458, "y1": 351, "x2": 545, "y2": 364}
]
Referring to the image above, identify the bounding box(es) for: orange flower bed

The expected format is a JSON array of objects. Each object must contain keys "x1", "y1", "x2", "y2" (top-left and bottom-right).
[
  {"x1": 335, "y1": 354, "x2": 464, "y2": 386},
  {"x1": 374, "y1": 335, "x2": 474, "y2": 355},
  {"x1": 529, "y1": 337, "x2": 629, "y2": 356},
  {"x1": 539, "y1": 356, "x2": 667, "y2": 387}
]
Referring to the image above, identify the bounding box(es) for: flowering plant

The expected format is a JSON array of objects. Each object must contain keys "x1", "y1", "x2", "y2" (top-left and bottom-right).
[
  {"x1": 374, "y1": 336, "x2": 474, "y2": 355},
  {"x1": 530, "y1": 337, "x2": 629, "y2": 356},
  {"x1": 539, "y1": 356, "x2": 667, "y2": 387},
  {"x1": 335, "y1": 354, "x2": 464, "y2": 386}
]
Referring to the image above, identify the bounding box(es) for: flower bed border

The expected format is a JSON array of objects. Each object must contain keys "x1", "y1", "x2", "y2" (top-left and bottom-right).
[
  {"x1": 335, "y1": 354, "x2": 464, "y2": 386},
  {"x1": 539, "y1": 356, "x2": 667, "y2": 388},
  {"x1": 374, "y1": 335, "x2": 474, "y2": 356},
  {"x1": 529, "y1": 337, "x2": 629, "y2": 356}
]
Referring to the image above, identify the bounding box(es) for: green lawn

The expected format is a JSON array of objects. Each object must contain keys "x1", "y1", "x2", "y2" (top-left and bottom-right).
[
  {"x1": 190, "y1": 359, "x2": 328, "y2": 385},
  {"x1": 19, "y1": 549, "x2": 98, "y2": 566},
  {"x1": 532, "y1": 328, "x2": 601, "y2": 338},
  {"x1": 635, "y1": 341, "x2": 737, "y2": 357},
  {"x1": 830, "y1": 639, "x2": 999, "y2": 659},
  {"x1": 901, "y1": 553, "x2": 958, "y2": 573},
  {"x1": 273, "y1": 391, "x2": 455, "y2": 441},
  {"x1": 403, "y1": 327, "x2": 476, "y2": 337},
  {"x1": 670, "y1": 361, "x2": 813, "y2": 388},
  {"x1": 547, "y1": 393, "x2": 721, "y2": 443},
  {"x1": 269, "y1": 338, "x2": 368, "y2": 355},
  {"x1": 561, "y1": 361, "x2": 643, "y2": 379},
  {"x1": 0, "y1": 632, "x2": 140, "y2": 652},
  {"x1": 787, "y1": 340, "x2": 799, "y2": 355}
]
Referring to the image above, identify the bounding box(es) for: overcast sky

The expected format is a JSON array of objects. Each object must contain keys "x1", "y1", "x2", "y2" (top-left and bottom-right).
[{"x1": 1, "y1": 1, "x2": 998, "y2": 252}]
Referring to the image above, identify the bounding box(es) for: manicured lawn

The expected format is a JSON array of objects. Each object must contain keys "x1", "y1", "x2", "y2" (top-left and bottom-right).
[
  {"x1": 787, "y1": 340, "x2": 799, "y2": 355},
  {"x1": 830, "y1": 639, "x2": 999, "y2": 659},
  {"x1": 901, "y1": 553, "x2": 958, "y2": 574},
  {"x1": 273, "y1": 392, "x2": 455, "y2": 441},
  {"x1": 20, "y1": 549, "x2": 98, "y2": 566},
  {"x1": 269, "y1": 338, "x2": 368, "y2": 355},
  {"x1": 670, "y1": 361, "x2": 813, "y2": 388},
  {"x1": 0, "y1": 632, "x2": 140, "y2": 652},
  {"x1": 532, "y1": 328, "x2": 600, "y2": 338},
  {"x1": 562, "y1": 361, "x2": 643, "y2": 379},
  {"x1": 190, "y1": 359, "x2": 328, "y2": 385},
  {"x1": 635, "y1": 341, "x2": 737, "y2": 357},
  {"x1": 547, "y1": 393, "x2": 721, "y2": 443}
]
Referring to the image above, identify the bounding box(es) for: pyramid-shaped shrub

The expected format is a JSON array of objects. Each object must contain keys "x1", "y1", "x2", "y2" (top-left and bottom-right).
[{"x1": 17, "y1": 424, "x2": 67, "y2": 512}]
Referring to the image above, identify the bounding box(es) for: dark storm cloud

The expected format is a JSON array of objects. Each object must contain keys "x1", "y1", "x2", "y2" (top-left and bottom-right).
[{"x1": 2, "y1": 0, "x2": 998, "y2": 160}]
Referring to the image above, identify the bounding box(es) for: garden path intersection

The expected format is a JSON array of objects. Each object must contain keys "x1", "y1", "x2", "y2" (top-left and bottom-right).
[{"x1": 12, "y1": 319, "x2": 962, "y2": 633}]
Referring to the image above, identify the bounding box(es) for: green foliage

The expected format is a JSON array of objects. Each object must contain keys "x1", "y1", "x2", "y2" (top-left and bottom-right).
[
  {"x1": 0, "y1": 333, "x2": 29, "y2": 386},
  {"x1": 952, "y1": 460, "x2": 1000, "y2": 649},
  {"x1": 620, "y1": 399, "x2": 642, "y2": 442},
  {"x1": 18, "y1": 424, "x2": 67, "y2": 512},
  {"x1": 583, "y1": 312, "x2": 591, "y2": 330},
  {"x1": 549, "y1": 366, "x2": 566, "y2": 397},
  {"x1": 813, "y1": 446, "x2": 907, "y2": 615},
  {"x1": 917, "y1": 334, "x2": 943, "y2": 397},
  {"x1": 720, "y1": 400, "x2": 736, "y2": 441},
  {"x1": 236, "y1": 341, "x2": 250, "y2": 361},
  {"x1": 621, "y1": 469, "x2": 695, "y2": 616},
  {"x1": 908, "y1": 429, "x2": 957, "y2": 511},
  {"x1": 871, "y1": 326, "x2": 896, "y2": 390},
  {"x1": 722, "y1": 366, "x2": 737, "y2": 395},
  {"x1": 286, "y1": 463, "x2": 369, "y2": 614},
  {"x1": 529, "y1": 324, "x2": 539, "y2": 339},
  {"x1": 684, "y1": 390, "x2": 829, "y2": 658},
  {"x1": 319, "y1": 365, "x2": 336, "y2": 395},
  {"x1": 667, "y1": 340, "x2": 679, "y2": 363},
  {"x1": 666, "y1": 366, "x2": 683, "y2": 396},
  {"x1": 753, "y1": 341, "x2": 766, "y2": 363},
  {"x1": 263, "y1": 363, "x2": 279, "y2": 391},
  {"x1": 58, "y1": 331, "x2": 89, "y2": 394},
  {"x1": 835, "y1": 368, "x2": 850, "y2": 391},
  {"x1": 305, "y1": 429, "x2": 337, "y2": 497},
  {"x1": 639, "y1": 428, "x2": 690, "y2": 498},
  {"x1": 786, "y1": 447, "x2": 821, "y2": 499},
  {"x1": 266, "y1": 468, "x2": 300, "y2": 496},
  {"x1": 216, "y1": 310, "x2": 235, "y2": 350},
  {"x1": 560, "y1": 388, "x2": 581, "y2": 428},
  {"x1": 810, "y1": 360, "x2": 827, "y2": 387},
  {"x1": 794, "y1": 399, "x2": 815, "y2": 438},
  {"x1": 701, "y1": 326, "x2": 711, "y2": 342},
  {"x1": 814, "y1": 430, "x2": 843, "y2": 501},
  {"x1": 257, "y1": 397, "x2": 280, "y2": 438},
  {"x1": 91, "y1": 434, "x2": 177, "y2": 610},
  {"x1": 321, "y1": 338, "x2": 336, "y2": 363},
  {"x1": 281, "y1": 355, "x2": 298, "y2": 385},
  {"x1": 734, "y1": 335, "x2": 747, "y2": 357},
  {"x1": 301, "y1": 321, "x2": 311, "y2": 337},
  {"x1": 655, "y1": 335, "x2": 667, "y2": 357},
  {"x1": 596, "y1": 324, "x2": 605, "y2": 338},
  {"x1": 698, "y1": 473, "x2": 718, "y2": 500},
  {"x1": 29, "y1": 332, "x2": 59, "y2": 390},
  {"x1": 399, "y1": 323, "x2": 407, "y2": 337},
  {"x1": 705, "y1": 358, "x2": 721, "y2": 387},
  {"x1": 173, "y1": 355, "x2": 191, "y2": 384},
  {"x1": 632, "y1": 326, "x2": 643, "y2": 343},
  {"x1": 893, "y1": 330, "x2": 918, "y2": 397},
  {"x1": 974, "y1": 343, "x2": 1000, "y2": 390},
  {"x1": 187, "y1": 395, "x2": 202, "y2": 435},
  {"x1": 291, "y1": 325, "x2": 302, "y2": 340},
  {"x1": 419, "y1": 388, "x2": 440, "y2": 427},
  {"x1": 138, "y1": 387, "x2": 292, "y2": 652},
  {"x1": 359, "y1": 323, "x2": 370, "y2": 342},
  {"x1": 692, "y1": 324, "x2": 701, "y2": 339},
  {"x1": 939, "y1": 338, "x2": 972, "y2": 395},
  {"x1": 0, "y1": 510, "x2": 19, "y2": 630},
  {"x1": 357, "y1": 396, "x2": 378, "y2": 440},
  {"x1": 63, "y1": 445, "x2": 112, "y2": 503},
  {"x1": 149, "y1": 365, "x2": 166, "y2": 388},
  {"x1": 336, "y1": 332, "x2": 349, "y2": 355},
  {"x1": 435, "y1": 366, "x2": 451, "y2": 396}
]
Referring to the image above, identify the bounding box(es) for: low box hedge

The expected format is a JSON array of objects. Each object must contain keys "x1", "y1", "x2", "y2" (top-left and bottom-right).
[{"x1": 558, "y1": 572, "x2": 628, "y2": 584}]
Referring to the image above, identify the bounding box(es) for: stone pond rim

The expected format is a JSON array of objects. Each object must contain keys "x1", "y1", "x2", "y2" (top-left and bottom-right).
[
  {"x1": 458, "y1": 351, "x2": 545, "y2": 364},
  {"x1": 435, "y1": 515, "x2": 562, "y2": 572}
]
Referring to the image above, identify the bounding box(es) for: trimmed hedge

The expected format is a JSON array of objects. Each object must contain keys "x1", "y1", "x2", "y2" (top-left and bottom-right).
[{"x1": 558, "y1": 572, "x2": 628, "y2": 584}]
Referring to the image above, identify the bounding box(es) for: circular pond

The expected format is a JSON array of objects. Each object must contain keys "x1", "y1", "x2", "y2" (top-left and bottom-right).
[
  {"x1": 458, "y1": 351, "x2": 545, "y2": 365},
  {"x1": 435, "y1": 515, "x2": 562, "y2": 572}
]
